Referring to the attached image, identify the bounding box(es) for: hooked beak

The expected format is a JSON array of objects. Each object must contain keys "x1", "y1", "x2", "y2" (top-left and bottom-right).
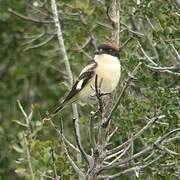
[{"x1": 94, "y1": 49, "x2": 99, "y2": 55}]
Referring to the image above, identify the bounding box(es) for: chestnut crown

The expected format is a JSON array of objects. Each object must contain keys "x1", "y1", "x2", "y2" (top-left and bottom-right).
[{"x1": 95, "y1": 44, "x2": 119, "y2": 58}]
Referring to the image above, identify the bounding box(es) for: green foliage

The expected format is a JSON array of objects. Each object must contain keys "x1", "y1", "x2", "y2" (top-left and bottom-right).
[{"x1": 0, "y1": 0, "x2": 179, "y2": 179}]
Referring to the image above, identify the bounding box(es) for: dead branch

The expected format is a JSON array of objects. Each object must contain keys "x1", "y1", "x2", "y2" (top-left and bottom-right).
[
  {"x1": 73, "y1": 118, "x2": 90, "y2": 164},
  {"x1": 50, "y1": 0, "x2": 81, "y2": 163},
  {"x1": 59, "y1": 120, "x2": 85, "y2": 178},
  {"x1": 23, "y1": 34, "x2": 55, "y2": 51},
  {"x1": 101, "y1": 127, "x2": 180, "y2": 171},
  {"x1": 108, "y1": 114, "x2": 165, "y2": 155},
  {"x1": 101, "y1": 153, "x2": 166, "y2": 180},
  {"x1": 23, "y1": 134, "x2": 35, "y2": 180},
  {"x1": 8, "y1": 8, "x2": 53, "y2": 24},
  {"x1": 89, "y1": 111, "x2": 97, "y2": 150},
  {"x1": 17, "y1": 100, "x2": 33, "y2": 134},
  {"x1": 104, "y1": 62, "x2": 142, "y2": 127}
]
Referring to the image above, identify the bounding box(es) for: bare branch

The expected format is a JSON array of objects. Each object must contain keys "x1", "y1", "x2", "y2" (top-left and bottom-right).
[
  {"x1": 8, "y1": 8, "x2": 53, "y2": 24},
  {"x1": 105, "y1": 143, "x2": 132, "y2": 166},
  {"x1": 23, "y1": 35, "x2": 55, "y2": 51},
  {"x1": 17, "y1": 100, "x2": 33, "y2": 133},
  {"x1": 96, "y1": 21, "x2": 113, "y2": 30},
  {"x1": 50, "y1": 0, "x2": 81, "y2": 162},
  {"x1": 102, "y1": 127, "x2": 180, "y2": 171},
  {"x1": 109, "y1": 114, "x2": 165, "y2": 155},
  {"x1": 158, "y1": 128, "x2": 180, "y2": 143},
  {"x1": 105, "y1": 62, "x2": 142, "y2": 127},
  {"x1": 155, "y1": 144, "x2": 180, "y2": 156},
  {"x1": 137, "y1": 40, "x2": 157, "y2": 66},
  {"x1": 46, "y1": 116, "x2": 81, "y2": 154},
  {"x1": 22, "y1": 32, "x2": 45, "y2": 46},
  {"x1": 62, "y1": 134, "x2": 81, "y2": 154},
  {"x1": 147, "y1": 64, "x2": 180, "y2": 76},
  {"x1": 120, "y1": 22, "x2": 144, "y2": 37},
  {"x1": 102, "y1": 146, "x2": 152, "y2": 172},
  {"x1": 59, "y1": 120, "x2": 85, "y2": 178},
  {"x1": 107, "y1": 127, "x2": 118, "y2": 142},
  {"x1": 75, "y1": 42, "x2": 92, "y2": 60},
  {"x1": 164, "y1": 135, "x2": 180, "y2": 144},
  {"x1": 73, "y1": 118, "x2": 90, "y2": 164},
  {"x1": 24, "y1": 134, "x2": 35, "y2": 180},
  {"x1": 89, "y1": 111, "x2": 97, "y2": 150},
  {"x1": 102, "y1": 153, "x2": 166, "y2": 180},
  {"x1": 104, "y1": 149, "x2": 124, "y2": 162},
  {"x1": 119, "y1": 37, "x2": 133, "y2": 50}
]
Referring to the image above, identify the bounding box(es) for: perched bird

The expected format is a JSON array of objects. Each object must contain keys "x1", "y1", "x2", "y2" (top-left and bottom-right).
[{"x1": 52, "y1": 43, "x2": 121, "y2": 114}]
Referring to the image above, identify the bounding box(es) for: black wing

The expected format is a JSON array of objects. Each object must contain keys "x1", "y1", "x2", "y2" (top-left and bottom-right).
[
  {"x1": 63, "y1": 60, "x2": 97, "y2": 102},
  {"x1": 51, "y1": 60, "x2": 97, "y2": 114}
]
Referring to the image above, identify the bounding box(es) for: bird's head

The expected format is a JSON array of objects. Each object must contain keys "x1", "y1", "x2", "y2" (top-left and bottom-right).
[{"x1": 95, "y1": 44, "x2": 119, "y2": 58}]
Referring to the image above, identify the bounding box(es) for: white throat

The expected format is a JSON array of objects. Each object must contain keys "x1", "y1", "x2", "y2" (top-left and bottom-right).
[{"x1": 94, "y1": 54, "x2": 119, "y2": 63}]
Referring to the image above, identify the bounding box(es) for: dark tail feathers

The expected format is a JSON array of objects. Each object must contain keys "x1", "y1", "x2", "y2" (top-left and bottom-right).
[{"x1": 51, "y1": 101, "x2": 66, "y2": 115}]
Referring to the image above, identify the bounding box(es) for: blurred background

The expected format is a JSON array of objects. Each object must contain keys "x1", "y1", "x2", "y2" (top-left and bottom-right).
[{"x1": 0, "y1": 0, "x2": 179, "y2": 179}]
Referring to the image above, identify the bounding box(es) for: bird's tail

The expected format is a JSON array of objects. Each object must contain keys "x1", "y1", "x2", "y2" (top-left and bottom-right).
[
  {"x1": 51, "y1": 100, "x2": 67, "y2": 115},
  {"x1": 49, "y1": 95, "x2": 77, "y2": 116}
]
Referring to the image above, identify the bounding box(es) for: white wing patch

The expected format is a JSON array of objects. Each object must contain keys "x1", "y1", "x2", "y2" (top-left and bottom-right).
[
  {"x1": 76, "y1": 79, "x2": 84, "y2": 90},
  {"x1": 79, "y1": 63, "x2": 96, "y2": 76}
]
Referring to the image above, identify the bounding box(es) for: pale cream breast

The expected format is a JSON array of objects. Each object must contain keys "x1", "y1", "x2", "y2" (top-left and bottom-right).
[
  {"x1": 78, "y1": 54, "x2": 121, "y2": 103},
  {"x1": 95, "y1": 54, "x2": 121, "y2": 92}
]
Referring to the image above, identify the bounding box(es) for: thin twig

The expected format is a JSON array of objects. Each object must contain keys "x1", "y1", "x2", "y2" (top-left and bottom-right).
[
  {"x1": 22, "y1": 32, "x2": 45, "y2": 45},
  {"x1": 17, "y1": 100, "x2": 33, "y2": 133},
  {"x1": 109, "y1": 115, "x2": 165, "y2": 154},
  {"x1": 102, "y1": 153, "x2": 165, "y2": 180},
  {"x1": 137, "y1": 40, "x2": 157, "y2": 66},
  {"x1": 105, "y1": 62, "x2": 142, "y2": 127},
  {"x1": 107, "y1": 127, "x2": 118, "y2": 142},
  {"x1": 105, "y1": 143, "x2": 132, "y2": 166},
  {"x1": 164, "y1": 135, "x2": 180, "y2": 144},
  {"x1": 158, "y1": 128, "x2": 180, "y2": 143},
  {"x1": 147, "y1": 64, "x2": 180, "y2": 76},
  {"x1": 50, "y1": 0, "x2": 81, "y2": 163},
  {"x1": 47, "y1": 117, "x2": 81, "y2": 154},
  {"x1": 89, "y1": 111, "x2": 97, "y2": 149},
  {"x1": 120, "y1": 22, "x2": 144, "y2": 36},
  {"x1": 119, "y1": 37, "x2": 133, "y2": 50},
  {"x1": 8, "y1": 8, "x2": 53, "y2": 24},
  {"x1": 59, "y1": 120, "x2": 84, "y2": 178},
  {"x1": 62, "y1": 134, "x2": 81, "y2": 153},
  {"x1": 75, "y1": 43, "x2": 92, "y2": 60},
  {"x1": 23, "y1": 35, "x2": 55, "y2": 51},
  {"x1": 96, "y1": 21, "x2": 113, "y2": 29},
  {"x1": 72, "y1": 118, "x2": 90, "y2": 164},
  {"x1": 104, "y1": 149, "x2": 124, "y2": 162},
  {"x1": 24, "y1": 134, "x2": 35, "y2": 180},
  {"x1": 102, "y1": 127, "x2": 180, "y2": 171}
]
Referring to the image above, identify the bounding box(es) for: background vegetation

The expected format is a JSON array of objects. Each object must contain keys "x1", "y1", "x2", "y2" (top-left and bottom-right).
[{"x1": 0, "y1": 0, "x2": 179, "y2": 179}]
